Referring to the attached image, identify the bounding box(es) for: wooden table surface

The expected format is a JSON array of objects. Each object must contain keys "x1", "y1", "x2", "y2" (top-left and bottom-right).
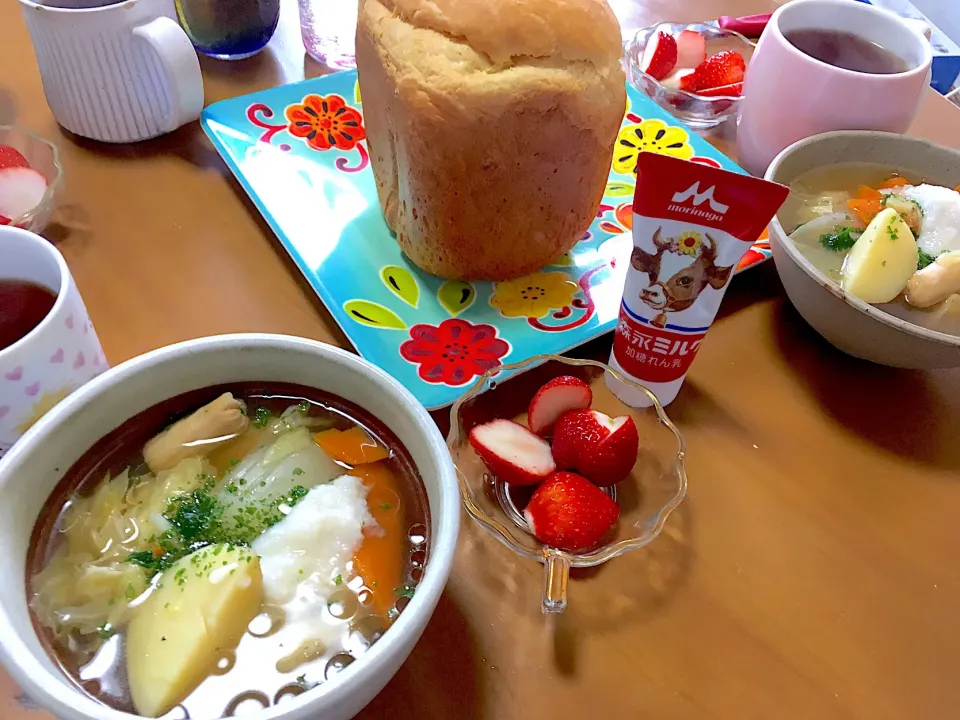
[{"x1": 3, "y1": 1, "x2": 960, "y2": 718}]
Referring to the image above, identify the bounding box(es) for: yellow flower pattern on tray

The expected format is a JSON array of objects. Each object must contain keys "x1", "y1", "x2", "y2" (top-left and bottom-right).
[
  {"x1": 490, "y1": 272, "x2": 579, "y2": 319},
  {"x1": 612, "y1": 118, "x2": 694, "y2": 175}
]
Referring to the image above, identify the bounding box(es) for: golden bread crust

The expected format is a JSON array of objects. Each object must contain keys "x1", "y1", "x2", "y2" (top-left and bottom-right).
[{"x1": 356, "y1": 0, "x2": 626, "y2": 280}]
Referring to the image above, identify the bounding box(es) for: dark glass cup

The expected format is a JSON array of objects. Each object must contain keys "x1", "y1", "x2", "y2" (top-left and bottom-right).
[{"x1": 175, "y1": 0, "x2": 281, "y2": 60}]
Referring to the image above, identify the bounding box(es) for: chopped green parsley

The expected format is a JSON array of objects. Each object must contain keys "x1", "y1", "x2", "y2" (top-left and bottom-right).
[
  {"x1": 819, "y1": 226, "x2": 861, "y2": 252},
  {"x1": 251, "y1": 406, "x2": 271, "y2": 429},
  {"x1": 97, "y1": 622, "x2": 114, "y2": 640},
  {"x1": 918, "y1": 249, "x2": 939, "y2": 270}
]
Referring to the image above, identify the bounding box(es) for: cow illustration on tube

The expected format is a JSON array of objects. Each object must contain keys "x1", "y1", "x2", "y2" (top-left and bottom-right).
[{"x1": 630, "y1": 228, "x2": 735, "y2": 328}]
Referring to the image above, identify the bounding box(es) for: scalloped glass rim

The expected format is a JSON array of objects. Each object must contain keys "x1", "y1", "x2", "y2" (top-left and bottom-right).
[
  {"x1": 624, "y1": 22, "x2": 756, "y2": 102},
  {"x1": 0, "y1": 126, "x2": 64, "y2": 228},
  {"x1": 447, "y1": 354, "x2": 688, "y2": 569}
]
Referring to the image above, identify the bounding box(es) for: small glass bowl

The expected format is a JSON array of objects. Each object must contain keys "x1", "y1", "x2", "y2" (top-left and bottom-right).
[
  {"x1": 624, "y1": 22, "x2": 755, "y2": 130},
  {"x1": 447, "y1": 355, "x2": 687, "y2": 614},
  {"x1": 0, "y1": 126, "x2": 63, "y2": 233}
]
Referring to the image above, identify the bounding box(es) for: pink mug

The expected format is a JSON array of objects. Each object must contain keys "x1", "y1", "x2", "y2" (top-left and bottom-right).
[{"x1": 736, "y1": 0, "x2": 932, "y2": 177}]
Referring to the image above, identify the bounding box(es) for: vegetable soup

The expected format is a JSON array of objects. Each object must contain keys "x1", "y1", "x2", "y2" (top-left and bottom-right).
[
  {"x1": 26, "y1": 383, "x2": 429, "y2": 719},
  {"x1": 783, "y1": 162, "x2": 960, "y2": 335}
]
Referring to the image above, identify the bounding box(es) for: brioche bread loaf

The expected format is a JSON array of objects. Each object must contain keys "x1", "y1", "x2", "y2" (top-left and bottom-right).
[{"x1": 355, "y1": 0, "x2": 626, "y2": 281}]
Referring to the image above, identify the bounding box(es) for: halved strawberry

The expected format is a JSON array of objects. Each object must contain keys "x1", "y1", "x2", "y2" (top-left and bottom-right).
[
  {"x1": 470, "y1": 419, "x2": 556, "y2": 486},
  {"x1": 552, "y1": 410, "x2": 639, "y2": 485},
  {"x1": 0, "y1": 167, "x2": 47, "y2": 222},
  {"x1": 680, "y1": 50, "x2": 746, "y2": 92},
  {"x1": 527, "y1": 376, "x2": 592, "y2": 436},
  {"x1": 676, "y1": 29, "x2": 707, "y2": 69},
  {"x1": 696, "y1": 82, "x2": 743, "y2": 97},
  {"x1": 0, "y1": 145, "x2": 29, "y2": 171},
  {"x1": 640, "y1": 30, "x2": 678, "y2": 81},
  {"x1": 661, "y1": 68, "x2": 696, "y2": 90},
  {"x1": 524, "y1": 472, "x2": 620, "y2": 552}
]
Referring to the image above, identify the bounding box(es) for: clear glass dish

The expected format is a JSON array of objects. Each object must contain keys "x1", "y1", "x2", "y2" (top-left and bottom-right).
[
  {"x1": 0, "y1": 126, "x2": 63, "y2": 233},
  {"x1": 623, "y1": 22, "x2": 755, "y2": 130},
  {"x1": 447, "y1": 355, "x2": 687, "y2": 614}
]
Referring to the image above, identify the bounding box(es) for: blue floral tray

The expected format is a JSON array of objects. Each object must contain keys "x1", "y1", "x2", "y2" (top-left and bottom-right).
[{"x1": 202, "y1": 71, "x2": 764, "y2": 410}]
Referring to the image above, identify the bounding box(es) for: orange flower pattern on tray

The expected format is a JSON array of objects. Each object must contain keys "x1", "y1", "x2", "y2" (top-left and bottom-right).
[{"x1": 285, "y1": 94, "x2": 366, "y2": 151}]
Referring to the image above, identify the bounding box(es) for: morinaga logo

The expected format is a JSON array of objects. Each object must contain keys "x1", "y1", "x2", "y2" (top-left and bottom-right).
[{"x1": 669, "y1": 182, "x2": 729, "y2": 221}]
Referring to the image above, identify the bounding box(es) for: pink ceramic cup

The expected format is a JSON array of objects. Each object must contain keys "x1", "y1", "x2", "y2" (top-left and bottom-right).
[
  {"x1": 736, "y1": 0, "x2": 932, "y2": 177},
  {"x1": 0, "y1": 227, "x2": 107, "y2": 457}
]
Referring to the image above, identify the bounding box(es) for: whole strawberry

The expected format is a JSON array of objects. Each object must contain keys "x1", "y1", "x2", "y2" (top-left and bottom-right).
[{"x1": 524, "y1": 472, "x2": 620, "y2": 552}]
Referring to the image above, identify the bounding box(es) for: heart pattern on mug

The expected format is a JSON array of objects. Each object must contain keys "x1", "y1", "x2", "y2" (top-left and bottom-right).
[
  {"x1": 4, "y1": 366, "x2": 23, "y2": 381},
  {"x1": 65, "y1": 315, "x2": 74, "y2": 329},
  {"x1": 25, "y1": 382, "x2": 40, "y2": 397},
  {"x1": 50, "y1": 348, "x2": 64, "y2": 364},
  {"x1": 74, "y1": 351, "x2": 85, "y2": 369},
  {"x1": 0, "y1": 406, "x2": 9, "y2": 420}
]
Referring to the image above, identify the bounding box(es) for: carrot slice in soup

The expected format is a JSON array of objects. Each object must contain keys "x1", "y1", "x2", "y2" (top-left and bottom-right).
[
  {"x1": 314, "y1": 426, "x2": 389, "y2": 465},
  {"x1": 878, "y1": 176, "x2": 912, "y2": 190},
  {"x1": 855, "y1": 185, "x2": 883, "y2": 200},
  {"x1": 349, "y1": 462, "x2": 405, "y2": 620},
  {"x1": 848, "y1": 198, "x2": 882, "y2": 225}
]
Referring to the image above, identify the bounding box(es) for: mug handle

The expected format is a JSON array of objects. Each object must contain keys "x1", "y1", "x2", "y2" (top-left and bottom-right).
[{"x1": 132, "y1": 17, "x2": 204, "y2": 132}]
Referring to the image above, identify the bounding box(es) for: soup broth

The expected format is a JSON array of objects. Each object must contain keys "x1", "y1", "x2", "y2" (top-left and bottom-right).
[
  {"x1": 783, "y1": 162, "x2": 960, "y2": 335},
  {"x1": 27, "y1": 383, "x2": 430, "y2": 719}
]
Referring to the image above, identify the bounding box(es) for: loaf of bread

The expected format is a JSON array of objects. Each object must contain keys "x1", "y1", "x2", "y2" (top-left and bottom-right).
[{"x1": 355, "y1": 0, "x2": 626, "y2": 281}]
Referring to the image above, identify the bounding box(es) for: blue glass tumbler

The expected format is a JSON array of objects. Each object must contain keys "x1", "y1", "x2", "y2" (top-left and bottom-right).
[{"x1": 175, "y1": 0, "x2": 281, "y2": 60}]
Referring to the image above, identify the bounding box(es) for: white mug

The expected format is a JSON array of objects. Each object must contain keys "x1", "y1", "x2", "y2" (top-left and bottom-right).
[
  {"x1": 0, "y1": 227, "x2": 107, "y2": 456},
  {"x1": 19, "y1": 0, "x2": 204, "y2": 143}
]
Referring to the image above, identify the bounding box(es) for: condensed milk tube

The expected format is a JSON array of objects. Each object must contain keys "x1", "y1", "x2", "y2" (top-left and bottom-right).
[{"x1": 607, "y1": 153, "x2": 789, "y2": 407}]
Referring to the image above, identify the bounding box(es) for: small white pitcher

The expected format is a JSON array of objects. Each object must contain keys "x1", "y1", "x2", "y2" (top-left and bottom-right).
[{"x1": 19, "y1": 0, "x2": 204, "y2": 143}]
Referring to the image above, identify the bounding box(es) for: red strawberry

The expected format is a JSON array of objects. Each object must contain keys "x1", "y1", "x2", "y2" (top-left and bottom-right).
[
  {"x1": 696, "y1": 82, "x2": 743, "y2": 97},
  {"x1": 551, "y1": 409, "x2": 609, "y2": 471},
  {"x1": 524, "y1": 472, "x2": 620, "y2": 552},
  {"x1": 0, "y1": 145, "x2": 29, "y2": 171},
  {"x1": 640, "y1": 30, "x2": 678, "y2": 81},
  {"x1": 577, "y1": 414, "x2": 639, "y2": 485},
  {"x1": 680, "y1": 51, "x2": 746, "y2": 92},
  {"x1": 552, "y1": 410, "x2": 639, "y2": 485},
  {"x1": 676, "y1": 29, "x2": 707, "y2": 69},
  {"x1": 469, "y1": 419, "x2": 555, "y2": 486},
  {"x1": 527, "y1": 375, "x2": 592, "y2": 436}
]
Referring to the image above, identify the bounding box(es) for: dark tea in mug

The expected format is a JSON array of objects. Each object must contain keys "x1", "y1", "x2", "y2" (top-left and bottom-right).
[
  {"x1": 0, "y1": 279, "x2": 57, "y2": 351},
  {"x1": 784, "y1": 28, "x2": 911, "y2": 74}
]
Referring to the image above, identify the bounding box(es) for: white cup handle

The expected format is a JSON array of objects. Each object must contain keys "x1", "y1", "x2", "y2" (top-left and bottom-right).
[{"x1": 132, "y1": 17, "x2": 204, "y2": 132}]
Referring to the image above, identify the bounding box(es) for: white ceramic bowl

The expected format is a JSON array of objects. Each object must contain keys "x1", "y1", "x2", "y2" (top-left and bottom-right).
[
  {"x1": 0, "y1": 334, "x2": 460, "y2": 720},
  {"x1": 766, "y1": 130, "x2": 960, "y2": 368}
]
